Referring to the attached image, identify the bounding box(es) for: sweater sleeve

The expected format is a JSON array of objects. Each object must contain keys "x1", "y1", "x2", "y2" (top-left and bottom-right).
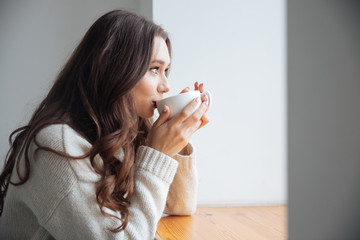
[
  {"x1": 42, "y1": 146, "x2": 178, "y2": 240},
  {"x1": 163, "y1": 142, "x2": 198, "y2": 215}
]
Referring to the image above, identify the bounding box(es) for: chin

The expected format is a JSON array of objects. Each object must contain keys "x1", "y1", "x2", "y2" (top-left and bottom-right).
[{"x1": 139, "y1": 109, "x2": 155, "y2": 119}]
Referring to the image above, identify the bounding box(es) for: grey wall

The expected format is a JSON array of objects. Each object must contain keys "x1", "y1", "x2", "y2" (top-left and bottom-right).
[
  {"x1": 288, "y1": 1, "x2": 360, "y2": 239},
  {"x1": 0, "y1": 0, "x2": 149, "y2": 167}
]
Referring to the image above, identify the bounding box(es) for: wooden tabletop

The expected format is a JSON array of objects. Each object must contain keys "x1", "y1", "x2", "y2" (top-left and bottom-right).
[{"x1": 156, "y1": 206, "x2": 287, "y2": 240}]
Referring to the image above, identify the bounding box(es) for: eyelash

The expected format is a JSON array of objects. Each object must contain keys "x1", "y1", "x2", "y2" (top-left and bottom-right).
[
  {"x1": 150, "y1": 67, "x2": 159, "y2": 74},
  {"x1": 150, "y1": 67, "x2": 169, "y2": 74}
]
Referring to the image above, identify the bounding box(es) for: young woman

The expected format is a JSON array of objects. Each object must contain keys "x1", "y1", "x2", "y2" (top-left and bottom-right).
[{"x1": 0, "y1": 10, "x2": 209, "y2": 239}]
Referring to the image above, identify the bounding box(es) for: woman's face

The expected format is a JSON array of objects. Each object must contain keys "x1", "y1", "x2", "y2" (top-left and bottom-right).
[{"x1": 133, "y1": 36, "x2": 171, "y2": 118}]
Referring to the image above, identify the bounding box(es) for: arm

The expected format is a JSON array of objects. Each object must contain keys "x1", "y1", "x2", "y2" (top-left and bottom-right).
[
  {"x1": 146, "y1": 83, "x2": 208, "y2": 216},
  {"x1": 164, "y1": 143, "x2": 198, "y2": 215},
  {"x1": 41, "y1": 146, "x2": 178, "y2": 240}
]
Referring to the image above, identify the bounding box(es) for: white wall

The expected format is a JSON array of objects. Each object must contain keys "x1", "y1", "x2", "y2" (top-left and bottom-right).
[
  {"x1": 0, "y1": 0, "x2": 146, "y2": 165},
  {"x1": 153, "y1": 0, "x2": 286, "y2": 205}
]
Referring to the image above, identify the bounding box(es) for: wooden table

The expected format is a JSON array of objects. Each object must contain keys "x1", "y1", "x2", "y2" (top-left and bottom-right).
[{"x1": 156, "y1": 206, "x2": 287, "y2": 240}]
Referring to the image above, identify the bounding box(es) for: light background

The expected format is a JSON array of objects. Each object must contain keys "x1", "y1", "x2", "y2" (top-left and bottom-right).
[
  {"x1": 0, "y1": 0, "x2": 286, "y2": 206},
  {"x1": 153, "y1": 0, "x2": 286, "y2": 206}
]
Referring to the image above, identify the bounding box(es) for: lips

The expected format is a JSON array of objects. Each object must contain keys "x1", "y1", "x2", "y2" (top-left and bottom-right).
[{"x1": 152, "y1": 101, "x2": 157, "y2": 108}]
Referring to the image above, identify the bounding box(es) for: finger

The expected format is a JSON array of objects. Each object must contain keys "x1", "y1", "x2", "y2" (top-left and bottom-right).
[
  {"x1": 199, "y1": 82, "x2": 205, "y2": 93},
  {"x1": 170, "y1": 98, "x2": 200, "y2": 125},
  {"x1": 187, "y1": 113, "x2": 209, "y2": 135},
  {"x1": 189, "y1": 119, "x2": 203, "y2": 134},
  {"x1": 153, "y1": 105, "x2": 170, "y2": 128},
  {"x1": 198, "y1": 114, "x2": 210, "y2": 129},
  {"x1": 183, "y1": 101, "x2": 208, "y2": 129},
  {"x1": 179, "y1": 87, "x2": 190, "y2": 94},
  {"x1": 201, "y1": 94, "x2": 210, "y2": 114},
  {"x1": 194, "y1": 81, "x2": 199, "y2": 91},
  {"x1": 201, "y1": 93, "x2": 206, "y2": 102}
]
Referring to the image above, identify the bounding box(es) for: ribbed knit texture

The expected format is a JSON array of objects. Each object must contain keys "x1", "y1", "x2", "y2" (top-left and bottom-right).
[
  {"x1": 136, "y1": 146, "x2": 178, "y2": 184},
  {"x1": 0, "y1": 124, "x2": 198, "y2": 239}
]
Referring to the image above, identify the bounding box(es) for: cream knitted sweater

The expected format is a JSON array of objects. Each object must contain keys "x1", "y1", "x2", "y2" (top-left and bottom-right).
[{"x1": 0, "y1": 124, "x2": 198, "y2": 239}]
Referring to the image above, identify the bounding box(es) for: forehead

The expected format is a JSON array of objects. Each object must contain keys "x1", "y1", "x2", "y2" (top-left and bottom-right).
[{"x1": 151, "y1": 36, "x2": 171, "y2": 64}]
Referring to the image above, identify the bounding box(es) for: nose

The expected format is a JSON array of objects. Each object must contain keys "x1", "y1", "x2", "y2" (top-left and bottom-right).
[{"x1": 158, "y1": 75, "x2": 170, "y2": 94}]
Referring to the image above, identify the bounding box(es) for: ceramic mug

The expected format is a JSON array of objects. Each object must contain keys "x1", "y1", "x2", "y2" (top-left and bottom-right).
[{"x1": 156, "y1": 90, "x2": 212, "y2": 119}]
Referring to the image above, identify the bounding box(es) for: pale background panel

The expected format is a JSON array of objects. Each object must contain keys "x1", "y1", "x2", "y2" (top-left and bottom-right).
[{"x1": 153, "y1": 0, "x2": 286, "y2": 205}]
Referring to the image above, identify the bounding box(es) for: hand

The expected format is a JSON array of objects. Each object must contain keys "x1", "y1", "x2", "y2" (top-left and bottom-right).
[
  {"x1": 146, "y1": 83, "x2": 209, "y2": 157},
  {"x1": 194, "y1": 82, "x2": 210, "y2": 129},
  {"x1": 180, "y1": 82, "x2": 210, "y2": 130}
]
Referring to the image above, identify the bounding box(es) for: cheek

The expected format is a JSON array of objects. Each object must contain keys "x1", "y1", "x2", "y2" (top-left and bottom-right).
[{"x1": 135, "y1": 75, "x2": 157, "y2": 98}]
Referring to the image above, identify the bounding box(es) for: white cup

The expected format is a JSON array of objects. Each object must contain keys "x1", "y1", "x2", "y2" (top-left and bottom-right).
[{"x1": 156, "y1": 90, "x2": 212, "y2": 119}]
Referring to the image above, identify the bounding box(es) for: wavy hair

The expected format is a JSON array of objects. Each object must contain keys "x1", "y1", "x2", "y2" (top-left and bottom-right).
[{"x1": 0, "y1": 10, "x2": 171, "y2": 232}]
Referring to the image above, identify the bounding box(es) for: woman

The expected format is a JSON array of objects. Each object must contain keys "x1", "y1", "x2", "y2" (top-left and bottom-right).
[{"x1": 0, "y1": 10, "x2": 209, "y2": 239}]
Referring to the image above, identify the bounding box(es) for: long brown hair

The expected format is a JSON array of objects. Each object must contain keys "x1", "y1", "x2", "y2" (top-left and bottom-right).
[{"x1": 0, "y1": 9, "x2": 171, "y2": 232}]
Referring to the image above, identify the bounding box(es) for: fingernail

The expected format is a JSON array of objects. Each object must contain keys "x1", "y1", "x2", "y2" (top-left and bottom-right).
[
  {"x1": 163, "y1": 105, "x2": 168, "y2": 113},
  {"x1": 195, "y1": 97, "x2": 200, "y2": 102}
]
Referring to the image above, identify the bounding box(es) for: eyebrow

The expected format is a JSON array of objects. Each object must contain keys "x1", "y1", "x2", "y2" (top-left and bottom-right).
[{"x1": 151, "y1": 59, "x2": 171, "y2": 67}]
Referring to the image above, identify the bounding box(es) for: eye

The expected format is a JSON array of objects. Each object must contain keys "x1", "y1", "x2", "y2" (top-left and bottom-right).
[{"x1": 150, "y1": 67, "x2": 159, "y2": 74}]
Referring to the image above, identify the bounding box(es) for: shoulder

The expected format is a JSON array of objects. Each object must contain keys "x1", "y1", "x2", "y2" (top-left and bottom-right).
[
  {"x1": 36, "y1": 124, "x2": 91, "y2": 156},
  {"x1": 35, "y1": 124, "x2": 101, "y2": 182}
]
